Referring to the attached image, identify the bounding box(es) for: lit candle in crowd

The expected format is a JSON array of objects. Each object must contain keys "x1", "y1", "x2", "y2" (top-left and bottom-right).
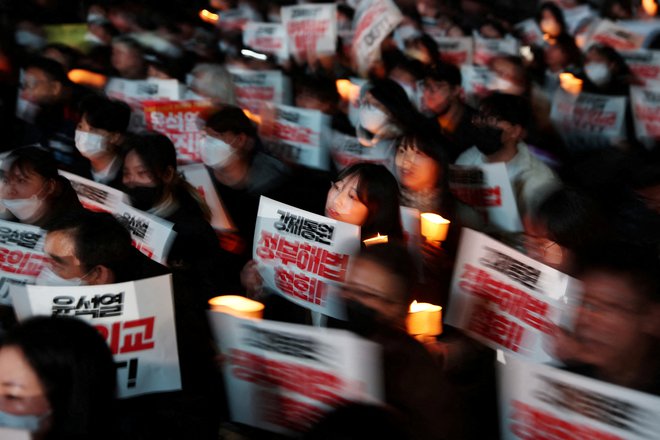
[
  {"x1": 407, "y1": 300, "x2": 442, "y2": 339},
  {"x1": 68, "y1": 69, "x2": 107, "y2": 89},
  {"x1": 242, "y1": 109, "x2": 262, "y2": 125},
  {"x1": 363, "y1": 233, "x2": 388, "y2": 246},
  {"x1": 199, "y1": 9, "x2": 219, "y2": 24},
  {"x1": 336, "y1": 79, "x2": 361, "y2": 103},
  {"x1": 208, "y1": 295, "x2": 264, "y2": 320},
  {"x1": 559, "y1": 73, "x2": 583, "y2": 95},
  {"x1": 420, "y1": 213, "x2": 450, "y2": 242},
  {"x1": 643, "y1": 0, "x2": 658, "y2": 17}
]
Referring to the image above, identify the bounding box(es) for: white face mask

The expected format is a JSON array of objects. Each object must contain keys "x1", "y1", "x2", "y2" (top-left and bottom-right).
[
  {"x1": 201, "y1": 135, "x2": 236, "y2": 169},
  {"x1": 84, "y1": 31, "x2": 106, "y2": 46},
  {"x1": 0, "y1": 409, "x2": 49, "y2": 432},
  {"x1": 75, "y1": 130, "x2": 108, "y2": 158},
  {"x1": 16, "y1": 97, "x2": 39, "y2": 123},
  {"x1": 36, "y1": 266, "x2": 87, "y2": 286},
  {"x1": 358, "y1": 105, "x2": 389, "y2": 134},
  {"x1": 490, "y1": 76, "x2": 518, "y2": 94},
  {"x1": 1, "y1": 192, "x2": 45, "y2": 222},
  {"x1": 585, "y1": 62, "x2": 611, "y2": 86}
]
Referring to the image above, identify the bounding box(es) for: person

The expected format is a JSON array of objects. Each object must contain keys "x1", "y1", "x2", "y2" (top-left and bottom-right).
[
  {"x1": 552, "y1": 243, "x2": 660, "y2": 395},
  {"x1": 455, "y1": 92, "x2": 559, "y2": 223},
  {"x1": 111, "y1": 36, "x2": 146, "y2": 79},
  {"x1": 536, "y1": 2, "x2": 567, "y2": 39},
  {"x1": 294, "y1": 73, "x2": 354, "y2": 136},
  {"x1": 186, "y1": 63, "x2": 236, "y2": 105},
  {"x1": 0, "y1": 316, "x2": 117, "y2": 439},
  {"x1": 122, "y1": 133, "x2": 228, "y2": 298},
  {"x1": 0, "y1": 146, "x2": 85, "y2": 229},
  {"x1": 36, "y1": 211, "x2": 224, "y2": 438},
  {"x1": 542, "y1": 33, "x2": 583, "y2": 96},
  {"x1": 73, "y1": 95, "x2": 130, "y2": 187},
  {"x1": 333, "y1": 243, "x2": 444, "y2": 440},
  {"x1": 420, "y1": 62, "x2": 478, "y2": 162},
  {"x1": 582, "y1": 44, "x2": 634, "y2": 96}
]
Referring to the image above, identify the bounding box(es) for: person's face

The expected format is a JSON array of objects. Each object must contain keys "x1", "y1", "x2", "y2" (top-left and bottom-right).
[
  {"x1": 122, "y1": 150, "x2": 156, "y2": 188},
  {"x1": 395, "y1": 145, "x2": 440, "y2": 191},
  {"x1": 0, "y1": 346, "x2": 51, "y2": 417},
  {"x1": 544, "y1": 44, "x2": 568, "y2": 70},
  {"x1": 0, "y1": 166, "x2": 53, "y2": 201},
  {"x1": 43, "y1": 230, "x2": 88, "y2": 281},
  {"x1": 342, "y1": 257, "x2": 407, "y2": 327},
  {"x1": 522, "y1": 217, "x2": 565, "y2": 270},
  {"x1": 20, "y1": 68, "x2": 60, "y2": 105},
  {"x1": 112, "y1": 43, "x2": 143, "y2": 76},
  {"x1": 325, "y1": 175, "x2": 369, "y2": 226},
  {"x1": 490, "y1": 58, "x2": 525, "y2": 94},
  {"x1": 421, "y1": 79, "x2": 457, "y2": 116},
  {"x1": 574, "y1": 271, "x2": 656, "y2": 369},
  {"x1": 77, "y1": 115, "x2": 118, "y2": 144}
]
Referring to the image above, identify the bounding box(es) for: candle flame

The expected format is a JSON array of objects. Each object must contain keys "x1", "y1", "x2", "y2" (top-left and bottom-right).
[
  {"x1": 559, "y1": 72, "x2": 583, "y2": 95},
  {"x1": 209, "y1": 295, "x2": 264, "y2": 313},
  {"x1": 336, "y1": 79, "x2": 361, "y2": 102},
  {"x1": 643, "y1": 0, "x2": 658, "y2": 16},
  {"x1": 363, "y1": 233, "x2": 388, "y2": 246},
  {"x1": 242, "y1": 108, "x2": 262, "y2": 124},
  {"x1": 199, "y1": 9, "x2": 219, "y2": 24},
  {"x1": 409, "y1": 300, "x2": 442, "y2": 313},
  {"x1": 68, "y1": 69, "x2": 107, "y2": 88}
]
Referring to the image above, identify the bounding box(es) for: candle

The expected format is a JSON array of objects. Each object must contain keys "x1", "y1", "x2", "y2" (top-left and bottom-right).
[
  {"x1": 407, "y1": 300, "x2": 442, "y2": 338},
  {"x1": 559, "y1": 73, "x2": 583, "y2": 95},
  {"x1": 242, "y1": 109, "x2": 262, "y2": 125},
  {"x1": 199, "y1": 9, "x2": 219, "y2": 24},
  {"x1": 208, "y1": 295, "x2": 264, "y2": 320},
  {"x1": 420, "y1": 213, "x2": 450, "y2": 242},
  {"x1": 68, "y1": 69, "x2": 107, "y2": 89},
  {"x1": 363, "y1": 233, "x2": 388, "y2": 246},
  {"x1": 336, "y1": 79, "x2": 361, "y2": 103},
  {"x1": 643, "y1": 0, "x2": 658, "y2": 16}
]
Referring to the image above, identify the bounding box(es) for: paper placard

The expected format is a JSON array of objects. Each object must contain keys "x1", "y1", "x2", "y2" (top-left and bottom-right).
[
  {"x1": 11, "y1": 275, "x2": 181, "y2": 398},
  {"x1": 433, "y1": 36, "x2": 474, "y2": 66},
  {"x1": 281, "y1": 4, "x2": 337, "y2": 63},
  {"x1": 227, "y1": 67, "x2": 290, "y2": 115},
  {"x1": 242, "y1": 22, "x2": 289, "y2": 62},
  {"x1": 0, "y1": 220, "x2": 47, "y2": 305},
  {"x1": 352, "y1": 0, "x2": 403, "y2": 75},
  {"x1": 179, "y1": 163, "x2": 235, "y2": 231}
]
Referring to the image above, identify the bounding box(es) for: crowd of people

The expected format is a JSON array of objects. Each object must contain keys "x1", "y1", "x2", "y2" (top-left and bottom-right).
[{"x1": 0, "y1": 0, "x2": 660, "y2": 438}]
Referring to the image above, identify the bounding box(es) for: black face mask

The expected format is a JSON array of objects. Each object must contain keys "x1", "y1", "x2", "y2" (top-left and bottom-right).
[
  {"x1": 125, "y1": 186, "x2": 163, "y2": 211},
  {"x1": 474, "y1": 125, "x2": 504, "y2": 156},
  {"x1": 342, "y1": 299, "x2": 382, "y2": 338}
]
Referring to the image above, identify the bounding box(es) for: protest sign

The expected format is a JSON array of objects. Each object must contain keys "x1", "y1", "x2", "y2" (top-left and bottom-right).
[
  {"x1": 11, "y1": 275, "x2": 181, "y2": 398},
  {"x1": 473, "y1": 34, "x2": 520, "y2": 66},
  {"x1": 587, "y1": 19, "x2": 645, "y2": 51},
  {"x1": 446, "y1": 228, "x2": 578, "y2": 362},
  {"x1": 253, "y1": 197, "x2": 361, "y2": 318},
  {"x1": 59, "y1": 170, "x2": 129, "y2": 213},
  {"x1": 329, "y1": 131, "x2": 396, "y2": 172},
  {"x1": 179, "y1": 163, "x2": 235, "y2": 231},
  {"x1": 216, "y1": 8, "x2": 252, "y2": 32},
  {"x1": 515, "y1": 19, "x2": 544, "y2": 47},
  {"x1": 105, "y1": 78, "x2": 182, "y2": 132},
  {"x1": 208, "y1": 312, "x2": 383, "y2": 435},
  {"x1": 433, "y1": 36, "x2": 474, "y2": 66},
  {"x1": 0, "y1": 428, "x2": 30, "y2": 440},
  {"x1": 281, "y1": 4, "x2": 337, "y2": 63},
  {"x1": 631, "y1": 86, "x2": 660, "y2": 148},
  {"x1": 460, "y1": 65, "x2": 494, "y2": 107},
  {"x1": 259, "y1": 103, "x2": 331, "y2": 170},
  {"x1": 621, "y1": 49, "x2": 660, "y2": 85},
  {"x1": 449, "y1": 163, "x2": 523, "y2": 232},
  {"x1": 562, "y1": 4, "x2": 597, "y2": 35},
  {"x1": 619, "y1": 19, "x2": 660, "y2": 47},
  {"x1": 242, "y1": 22, "x2": 288, "y2": 62},
  {"x1": 143, "y1": 99, "x2": 214, "y2": 164},
  {"x1": 550, "y1": 89, "x2": 627, "y2": 150},
  {"x1": 498, "y1": 354, "x2": 660, "y2": 439},
  {"x1": 227, "y1": 67, "x2": 289, "y2": 115},
  {"x1": 352, "y1": 0, "x2": 403, "y2": 75},
  {"x1": 58, "y1": 173, "x2": 176, "y2": 264},
  {"x1": 0, "y1": 220, "x2": 46, "y2": 305}
]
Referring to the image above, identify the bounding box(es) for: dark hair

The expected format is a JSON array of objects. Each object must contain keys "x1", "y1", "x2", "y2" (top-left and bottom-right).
[
  {"x1": 358, "y1": 242, "x2": 417, "y2": 304},
  {"x1": 478, "y1": 92, "x2": 532, "y2": 129},
  {"x1": 398, "y1": 129, "x2": 449, "y2": 188},
  {"x1": 41, "y1": 43, "x2": 82, "y2": 70},
  {"x1": 3, "y1": 316, "x2": 117, "y2": 439},
  {"x1": 424, "y1": 61, "x2": 462, "y2": 87},
  {"x1": 2, "y1": 146, "x2": 59, "y2": 181},
  {"x1": 204, "y1": 105, "x2": 258, "y2": 139},
  {"x1": 364, "y1": 78, "x2": 423, "y2": 133},
  {"x1": 536, "y1": 1, "x2": 567, "y2": 34},
  {"x1": 587, "y1": 44, "x2": 632, "y2": 77},
  {"x1": 295, "y1": 73, "x2": 340, "y2": 106},
  {"x1": 49, "y1": 211, "x2": 134, "y2": 275},
  {"x1": 335, "y1": 163, "x2": 403, "y2": 240},
  {"x1": 23, "y1": 56, "x2": 70, "y2": 86},
  {"x1": 112, "y1": 35, "x2": 144, "y2": 54},
  {"x1": 549, "y1": 33, "x2": 583, "y2": 69},
  {"x1": 79, "y1": 95, "x2": 131, "y2": 133}
]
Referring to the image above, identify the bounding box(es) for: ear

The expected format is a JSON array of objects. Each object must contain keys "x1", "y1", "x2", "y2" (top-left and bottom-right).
[
  {"x1": 107, "y1": 132, "x2": 123, "y2": 147},
  {"x1": 162, "y1": 166, "x2": 176, "y2": 184},
  {"x1": 86, "y1": 265, "x2": 115, "y2": 285},
  {"x1": 51, "y1": 81, "x2": 63, "y2": 97},
  {"x1": 42, "y1": 179, "x2": 58, "y2": 199}
]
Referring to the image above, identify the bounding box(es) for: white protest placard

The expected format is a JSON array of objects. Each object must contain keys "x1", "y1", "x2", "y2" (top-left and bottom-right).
[
  {"x1": 550, "y1": 89, "x2": 627, "y2": 150},
  {"x1": 433, "y1": 36, "x2": 474, "y2": 66},
  {"x1": 0, "y1": 428, "x2": 30, "y2": 440},
  {"x1": 562, "y1": 4, "x2": 597, "y2": 35},
  {"x1": 208, "y1": 312, "x2": 383, "y2": 435},
  {"x1": 216, "y1": 8, "x2": 251, "y2": 32},
  {"x1": 59, "y1": 170, "x2": 129, "y2": 213},
  {"x1": 260, "y1": 103, "x2": 331, "y2": 171},
  {"x1": 446, "y1": 228, "x2": 577, "y2": 362},
  {"x1": 449, "y1": 163, "x2": 523, "y2": 233},
  {"x1": 619, "y1": 19, "x2": 660, "y2": 48},
  {"x1": 473, "y1": 34, "x2": 520, "y2": 66},
  {"x1": 105, "y1": 78, "x2": 182, "y2": 132},
  {"x1": 253, "y1": 197, "x2": 361, "y2": 318},
  {"x1": 515, "y1": 19, "x2": 544, "y2": 47},
  {"x1": 587, "y1": 19, "x2": 646, "y2": 51},
  {"x1": 179, "y1": 163, "x2": 235, "y2": 231},
  {"x1": 352, "y1": 0, "x2": 403, "y2": 75},
  {"x1": 621, "y1": 49, "x2": 660, "y2": 85},
  {"x1": 0, "y1": 220, "x2": 46, "y2": 305},
  {"x1": 329, "y1": 130, "x2": 396, "y2": 172},
  {"x1": 498, "y1": 354, "x2": 660, "y2": 439},
  {"x1": 11, "y1": 275, "x2": 182, "y2": 398},
  {"x1": 114, "y1": 203, "x2": 176, "y2": 265},
  {"x1": 142, "y1": 99, "x2": 213, "y2": 164},
  {"x1": 460, "y1": 65, "x2": 494, "y2": 108},
  {"x1": 242, "y1": 22, "x2": 288, "y2": 62},
  {"x1": 281, "y1": 4, "x2": 337, "y2": 63},
  {"x1": 58, "y1": 172, "x2": 176, "y2": 264},
  {"x1": 631, "y1": 86, "x2": 660, "y2": 149},
  {"x1": 227, "y1": 67, "x2": 289, "y2": 115}
]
